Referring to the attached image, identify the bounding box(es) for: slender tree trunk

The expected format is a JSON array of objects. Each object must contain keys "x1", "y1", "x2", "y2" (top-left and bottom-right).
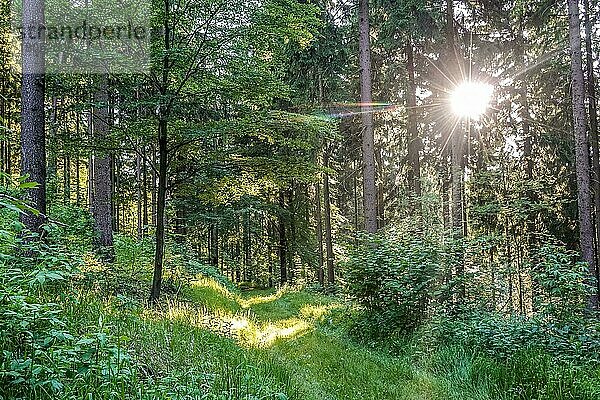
[
  {"x1": 583, "y1": 0, "x2": 600, "y2": 297},
  {"x1": 323, "y1": 149, "x2": 334, "y2": 284},
  {"x1": 142, "y1": 145, "x2": 149, "y2": 235},
  {"x1": 91, "y1": 77, "x2": 114, "y2": 255},
  {"x1": 111, "y1": 154, "x2": 119, "y2": 233},
  {"x1": 358, "y1": 0, "x2": 377, "y2": 233},
  {"x1": 151, "y1": 150, "x2": 157, "y2": 227},
  {"x1": 406, "y1": 40, "x2": 422, "y2": 213},
  {"x1": 150, "y1": 117, "x2": 168, "y2": 302},
  {"x1": 149, "y1": 0, "x2": 172, "y2": 303},
  {"x1": 315, "y1": 179, "x2": 324, "y2": 285},
  {"x1": 137, "y1": 150, "x2": 142, "y2": 238},
  {"x1": 63, "y1": 155, "x2": 70, "y2": 204},
  {"x1": 75, "y1": 113, "x2": 81, "y2": 206},
  {"x1": 47, "y1": 96, "x2": 58, "y2": 200},
  {"x1": 567, "y1": 0, "x2": 598, "y2": 309},
  {"x1": 279, "y1": 190, "x2": 287, "y2": 284},
  {"x1": 20, "y1": 0, "x2": 46, "y2": 232},
  {"x1": 210, "y1": 223, "x2": 219, "y2": 267}
]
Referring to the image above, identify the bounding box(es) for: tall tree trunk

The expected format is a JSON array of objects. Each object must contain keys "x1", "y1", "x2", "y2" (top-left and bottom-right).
[
  {"x1": 210, "y1": 223, "x2": 219, "y2": 267},
  {"x1": 75, "y1": 113, "x2": 81, "y2": 206},
  {"x1": 151, "y1": 150, "x2": 157, "y2": 227},
  {"x1": 20, "y1": 0, "x2": 46, "y2": 233},
  {"x1": 47, "y1": 96, "x2": 58, "y2": 200},
  {"x1": 358, "y1": 0, "x2": 377, "y2": 233},
  {"x1": 63, "y1": 155, "x2": 70, "y2": 204},
  {"x1": 150, "y1": 117, "x2": 168, "y2": 302},
  {"x1": 136, "y1": 150, "x2": 142, "y2": 238},
  {"x1": 406, "y1": 40, "x2": 422, "y2": 211},
  {"x1": 91, "y1": 77, "x2": 114, "y2": 256},
  {"x1": 567, "y1": 0, "x2": 598, "y2": 309},
  {"x1": 279, "y1": 190, "x2": 287, "y2": 284},
  {"x1": 149, "y1": 0, "x2": 171, "y2": 303},
  {"x1": 447, "y1": 0, "x2": 466, "y2": 302},
  {"x1": 315, "y1": 179, "x2": 324, "y2": 285},
  {"x1": 323, "y1": 148, "x2": 334, "y2": 284},
  {"x1": 142, "y1": 145, "x2": 149, "y2": 234},
  {"x1": 584, "y1": 0, "x2": 600, "y2": 297}
]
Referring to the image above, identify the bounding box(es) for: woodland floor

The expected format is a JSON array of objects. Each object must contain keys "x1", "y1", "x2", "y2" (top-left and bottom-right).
[{"x1": 93, "y1": 275, "x2": 516, "y2": 400}]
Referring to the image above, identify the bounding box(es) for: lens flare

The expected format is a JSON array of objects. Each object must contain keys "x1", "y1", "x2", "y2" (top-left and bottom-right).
[{"x1": 450, "y1": 81, "x2": 494, "y2": 120}]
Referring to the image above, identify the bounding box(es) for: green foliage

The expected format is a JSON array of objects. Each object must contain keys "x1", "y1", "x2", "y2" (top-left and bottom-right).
[
  {"x1": 533, "y1": 243, "x2": 592, "y2": 318},
  {"x1": 344, "y1": 233, "x2": 443, "y2": 337},
  {"x1": 187, "y1": 260, "x2": 239, "y2": 294},
  {"x1": 416, "y1": 311, "x2": 600, "y2": 366}
]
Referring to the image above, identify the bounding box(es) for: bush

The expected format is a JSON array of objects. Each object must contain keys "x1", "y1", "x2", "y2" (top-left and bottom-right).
[{"x1": 344, "y1": 233, "x2": 443, "y2": 337}]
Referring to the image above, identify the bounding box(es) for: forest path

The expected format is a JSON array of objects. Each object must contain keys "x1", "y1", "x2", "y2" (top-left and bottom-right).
[{"x1": 181, "y1": 279, "x2": 455, "y2": 400}]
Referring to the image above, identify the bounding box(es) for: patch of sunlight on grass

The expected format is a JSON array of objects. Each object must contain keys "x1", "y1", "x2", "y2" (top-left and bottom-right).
[
  {"x1": 146, "y1": 298, "x2": 312, "y2": 348},
  {"x1": 191, "y1": 277, "x2": 238, "y2": 301},
  {"x1": 240, "y1": 285, "x2": 292, "y2": 308},
  {"x1": 299, "y1": 303, "x2": 341, "y2": 321},
  {"x1": 244, "y1": 318, "x2": 312, "y2": 347}
]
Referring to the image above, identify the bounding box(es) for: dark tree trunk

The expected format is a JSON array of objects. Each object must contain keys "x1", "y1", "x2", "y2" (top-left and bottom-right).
[
  {"x1": 279, "y1": 190, "x2": 287, "y2": 284},
  {"x1": 137, "y1": 150, "x2": 143, "y2": 238},
  {"x1": 315, "y1": 179, "x2": 324, "y2": 285},
  {"x1": 150, "y1": 117, "x2": 168, "y2": 303},
  {"x1": 47, "y1": 96, "x2": 58, "y2": 200},
  {"x1": 323, "y1": 149, "x2": 334, "y2": 284},
  {"x1": 567, "y1": 0, "x2": 598, "y2": 309},
  {"x1": 359, "y1": 0, "x2": 377, "y2": 234},
  {"x1": 91, "y1": 79, "x2": 114, "y2": 255},
  {"x1": 406, "y1": 40, "x2": 422, "y2": 220},
  {"x1": 75, "y1": 113, "x2": 81, "y2": 206},
  {"x1": 210, "y1": 223, "x2": 219, "y2": 267},
  {"x1": 20, "y1": 0, "x2": 46, "y2": 233},
  {"x1": 142, "y1": 145, "x2": 149, "y2": 234},
  {"x1": 583, "y1": 0, "x2": 600, "y2": 297}
]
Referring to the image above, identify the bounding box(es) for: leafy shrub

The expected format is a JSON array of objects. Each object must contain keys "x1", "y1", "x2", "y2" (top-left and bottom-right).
[
  {"x1": 417, "y1": 311, "x2": 600, "y2": 365},
  {"x1": 344, "y1": 233, "x2": 442, "y2": 337},
  {"x1": 532, "y1": 243, "x2": 592, "y2": 319}
]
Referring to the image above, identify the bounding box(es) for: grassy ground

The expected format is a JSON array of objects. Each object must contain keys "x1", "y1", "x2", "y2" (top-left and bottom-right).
[{"x1": 63, "y1": 271, "x2": 591, "y2": 400}]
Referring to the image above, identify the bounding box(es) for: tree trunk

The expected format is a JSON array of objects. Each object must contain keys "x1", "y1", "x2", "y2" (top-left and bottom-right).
[
  {"x1": 315, "y1": 179, "x2": 324, "y2": 285},
  {"x1": 279, "y1": 190, "x2": 287, "y2": 284},
  {"x1": 359, "y1": 0, "x2": 377, "y2": 234},
  {"x1": 567, "y1": 0, "x2": 598, "y2": 309},
  {"x1": 583, "y1": 0, "x2": 600, "y2": 298},
  {"x1": 91, "y1": 78, "x2": 114, "y2": 255},
  {"x1": 20, "y1": 0, "x2": 46, "y2": 233},
  {"x1": 63, "y1": 155, "x2": 70, "y2": 204},
  {"x1": 406, "y1": 40, "x2": 422, "y2": 213},
  {"x1": 142, "y1": 145, "x2": 149, "y2": 234},
  {"x1": 150, "y1": 117, "x2": 168, "y2": 302},
  {"x1": 137, "y1": 150, "x2": 143, "y2": 238},
  {"x1": 323, "y1": 148, "x2": 335, "y2": 284}
]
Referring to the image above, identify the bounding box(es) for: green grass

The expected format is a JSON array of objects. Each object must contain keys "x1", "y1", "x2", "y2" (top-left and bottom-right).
[{"x1": 6, "y1": 255, "x2": 600, "y2": 400}]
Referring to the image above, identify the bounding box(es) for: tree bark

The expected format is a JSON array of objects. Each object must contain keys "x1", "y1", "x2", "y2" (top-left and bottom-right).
[
  {"x1": 20, "y1": 0, "x2": 46, "y2": 233},
  {"x1": 279, "y1": 190, "x2": 287, "y2": 284},
  {"x1": 406, "y1": 40, "x2": 422, "y2": 210},
  {"x1": 315, "y1": 179, "x2": 324, "y2": 285},
  {"x1": 323, "y1": 148, "x2": 334, "y2": 284},
  {"x1": 91, "y1": 77, "x2": 114, "y2": 255},
  {"x1": 136, "y1": 150, "x2": 143, "y2": 238},
  {"x1": 583, "y1": 0, "x2": 600, "y2": 298},
  {"x1": 567, "y1": 0, "x2": 598, "y2": 309},
  {"x1": 150, "y1": 117, "x2": 168, "y2": 302},
  {"x1": 359, "y1": 0, "x2": 377, "y2": 234}
]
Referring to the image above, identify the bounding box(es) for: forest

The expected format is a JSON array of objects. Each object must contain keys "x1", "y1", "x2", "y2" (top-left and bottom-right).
[{"x1": 2, "y1": 0, "x2": 600, "y2": 398}]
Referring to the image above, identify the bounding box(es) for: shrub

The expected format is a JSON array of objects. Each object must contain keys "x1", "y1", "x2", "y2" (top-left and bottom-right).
[{"x1": 344, "y1": 233, "x2": 442, "y2": 337}]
